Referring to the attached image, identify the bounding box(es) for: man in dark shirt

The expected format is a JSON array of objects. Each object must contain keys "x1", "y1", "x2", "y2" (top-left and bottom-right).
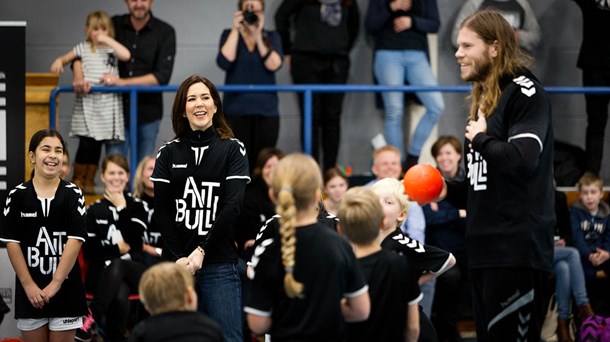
[
  {"x1": 451, "y1": 9, "x2": 554, "y2": 342},
  {"x1": 572, "y1": 0, "x2": 610, "y2": 175},
  {"x1": 73, "y1": 0, "x2": 176, "y2": 164}
]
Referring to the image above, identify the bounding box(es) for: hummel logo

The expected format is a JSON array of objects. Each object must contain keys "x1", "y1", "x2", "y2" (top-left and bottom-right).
[
  {"x1": 231, "y1": 138, "x2": 247, "y2": 156},
  {"x1": 172, "y1": 164, "x2": 188, "y2": 168},
  {"x1": 513, "y1": 76, "x2": 536, "y2": 97},
  {"x1": 20, "y1": 212, "x2": 37, "y2": 218}
]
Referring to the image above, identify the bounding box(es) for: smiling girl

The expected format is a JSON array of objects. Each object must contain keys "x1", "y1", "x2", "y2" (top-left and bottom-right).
[{"x1": 1, "y1": 129, "x2": 87, "y2": 342}]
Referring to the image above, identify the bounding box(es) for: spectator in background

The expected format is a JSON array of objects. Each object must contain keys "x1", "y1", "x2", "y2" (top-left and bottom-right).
[
  {"x1": 423, "y1": 136, "x2": 467, "y2": 342},
  {"x1": 84, "y1": 154, "x2": 149, "y2": 342},
  {"x1": 572, "y1": 0, "x2": 610, "y2": 175},
  {"x1": 132, "y1": 155, "x2": 163, "y2": 266},
  {"x1": 72, "y1": 0, "x2": 176, "y2": 164},
  {"x1": 365, "y1": 0, "x2": 444, "y2": 170},
  {"x1": 217, "y1": 0, "x2": 284, "y2": 173},
  {"x1": 234, "y1": 147, "x2": 283, "y2": 262},
  {"x1": 275, "y1": 0, "x2": 360, "y2": 170},
  {"x1": 553, "y1": 185, "x2": 594, "y2": 342},
  {"x1": 570, "y1": 173, "x2": 610, "y2": 280},
  {"x1": 451, "y1": 0, "x2": 541, "y2": 52},
  {"x1": 51, "y1": 10, "x2": 131, "y2": 194},
  {"x1": 323, "y1": 167, "x2": 349, "y2": 216}
]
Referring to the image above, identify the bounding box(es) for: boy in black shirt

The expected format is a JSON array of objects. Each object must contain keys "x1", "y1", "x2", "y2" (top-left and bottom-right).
[{"x1": 338, "y1": 187, "x2": 421, "y2": 342}]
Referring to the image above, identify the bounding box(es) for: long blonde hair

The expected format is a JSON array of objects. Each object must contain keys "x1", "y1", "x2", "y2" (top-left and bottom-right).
[
  {"x1": 270, "y1": 153, "x2": 322, "y2": 298},
  {"x1": 133, "y1": 155, "x2": 155, "y2": 199},
  {"x1": 459, "y1": 10, "x2": 533, "y2": 120}
]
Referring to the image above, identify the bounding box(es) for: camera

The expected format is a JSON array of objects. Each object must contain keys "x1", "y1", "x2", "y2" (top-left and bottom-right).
[{"x1": 243, "y1": 9, "x2": 259, "y2": 25}]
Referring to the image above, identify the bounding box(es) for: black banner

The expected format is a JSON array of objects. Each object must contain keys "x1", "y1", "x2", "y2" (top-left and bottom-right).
[{"x1": 0, "y1": 22, "x2": 25, "y2": 223}]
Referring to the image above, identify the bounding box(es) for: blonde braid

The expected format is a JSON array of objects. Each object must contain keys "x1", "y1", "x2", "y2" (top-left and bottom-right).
[{"x1": 276, "y1": 187, "x2": 303, "y2": 298}]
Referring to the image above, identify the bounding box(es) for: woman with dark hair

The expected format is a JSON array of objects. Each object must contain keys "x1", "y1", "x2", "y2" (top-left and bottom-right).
[
  {"x1": 84, "y1": 154, "x2": 149, "y2": 342},
  {"x1": 217, "y1": 0, "x2": 283, "y2": 172},
  {"x1": 1, "y1": 129, "x2": 87, "y2": 342},
  {"x1": 235, "y1": 147, "x2": 284, "y2": 261},
  {"x1": 422, "y1": 135, "x2": 467, "y2": 342},
  {"x1": 151, "y1": 75, "x2": 250, "y2": 342}
]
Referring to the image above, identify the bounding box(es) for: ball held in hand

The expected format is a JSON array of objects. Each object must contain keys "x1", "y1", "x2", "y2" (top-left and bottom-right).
[{"x1": 403, "y1": 164, "x2": 443, "y2": 204}]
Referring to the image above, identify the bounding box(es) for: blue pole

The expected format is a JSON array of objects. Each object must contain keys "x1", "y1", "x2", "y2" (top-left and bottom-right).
[
  {"x1": 303, "y1": 90, "x2": 312, "y2": 156},
  {"x1": 129, "y1": 90, "x2": 138, "y2": 188}
]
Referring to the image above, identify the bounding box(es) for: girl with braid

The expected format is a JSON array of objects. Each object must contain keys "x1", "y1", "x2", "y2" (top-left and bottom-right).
[{"x1": 245, "y1": 153, "x2": 370, "y2": 341}]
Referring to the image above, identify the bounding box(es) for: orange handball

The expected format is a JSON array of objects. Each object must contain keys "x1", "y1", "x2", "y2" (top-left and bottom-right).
[{"x1": 403, "y1": 164, "x2": 444, "y2": 204}]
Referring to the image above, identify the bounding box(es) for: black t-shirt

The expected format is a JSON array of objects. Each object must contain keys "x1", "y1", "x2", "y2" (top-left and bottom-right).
[
  {"x1": 84, "y1": 194, "x2": 148, "y2": 269},
  {"x1": 139, "y1": 193, "x2": 163, "y2": 249},
  {"x1": 381, "y1": 228, "x2": 453, "y2": 275},
  {"x1": 234, "y1": 177, "x2": 275, "y2": 260},
  {"x1": 245, "y1": 222, "x2": 367, "y2": 342},
  {"x1": 465, "y1": 69, "x2": 555, "y2": 271},
  {"x1": 129, "y1": 310, "x2": 223, "y2": 342},
  {"x1": 151, "y1": 128, "x2": 250, "y2": 264},
  {"x1": 0, "y1": 180, "x2": 87, "y2": 318},
  {"x1": 112, "y1": 13, "x2": 176, "y2": 125},
  {"x1": 347, "y1": 249, "x2": 421, "y2": 342}
]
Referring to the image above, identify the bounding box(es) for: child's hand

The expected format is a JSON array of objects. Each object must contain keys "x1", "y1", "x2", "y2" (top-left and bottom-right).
[
  {"x1": 117, "y1": 240, "x2": 131, "y2": 255},
  {"x1": 41, "y1": 279, "x2": 61, "y2": 303},
  {"x1": 95, "y1": 32, "x2": 111, "y2": 45},
  {"x1": 592, "y1": 248, "x2": 610, "y2": 266},
  {"x1": 50, "y1": 58, "x2": 64, "y2": 74},
  {"x1": 23, "y1": 282, "x2": 45, "y2": 309},
  {"x1": 104, "y1": 190, "x2": 126, "y2": 211}
]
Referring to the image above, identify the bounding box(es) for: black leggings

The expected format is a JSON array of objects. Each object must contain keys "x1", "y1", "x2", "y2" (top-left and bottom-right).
[
  {"x1": 75, "y1": 136, "x2": 103, "y2": 164},
  {"x1": 90, "y1": 259, "x2": 146, "y2": 342}
]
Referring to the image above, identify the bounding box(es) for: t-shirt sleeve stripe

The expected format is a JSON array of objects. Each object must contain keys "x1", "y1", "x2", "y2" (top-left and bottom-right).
[
  {"x1": 508, "y1": 133, "x2": 543, "y2": 152},
  {"x1": 244, "y1": 306, "x2": 272, "y2": 317},
  {"x1": 226, "y1": 175, "x2": 251, "y2": 182},
  {"x1": 344, "y1": 285, "x2": 369, "y2": 298},
  {"x1": 431, "y1": 253, "x2": 455, "y2": 275},
  {"x1": 67, "y1": 235, "x2": 86, "y2": 242},
  {"x1": 149, "y1": 176, "x2": 170, "y2": 184},
  {"x1": 409, "y1": 292, "x2": 424, "y2": 305},
  {"x1": 0, "y1": 238, "x2": 20, "y2": 243}
]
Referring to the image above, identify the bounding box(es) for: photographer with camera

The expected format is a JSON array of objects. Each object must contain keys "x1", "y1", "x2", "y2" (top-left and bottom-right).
[{"x1": 217, "y1": 0, "x2": 284, "y2": 173}]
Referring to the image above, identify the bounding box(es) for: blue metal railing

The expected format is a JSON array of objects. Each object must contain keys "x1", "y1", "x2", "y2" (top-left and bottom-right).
[{"x1": 49, "y1": 84, "x2": 610, "y2": 184}]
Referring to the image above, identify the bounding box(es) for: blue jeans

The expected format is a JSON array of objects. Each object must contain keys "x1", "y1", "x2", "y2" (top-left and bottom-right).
[
  {"x1": 106, "y1": 119, "x2": 160, "y2": 163},
  {"x1": 554, "y1": 246, "x2": 589, "y2": 319},
  {"x1": 419, "y1": 278, "x2": 436, "y2": 318},
  {"x1": 196, "y1": 263, "x2": 243, "y2": 342},
  {"x1": 374, "y1": 50, "x2": 444, "y2": 158}
]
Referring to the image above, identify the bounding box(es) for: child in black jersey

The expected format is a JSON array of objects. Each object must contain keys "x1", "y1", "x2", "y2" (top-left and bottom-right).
[
  {"x1": 1, "y1": 129, "x2": 87, "y2": 342},
  {"x1": 372, "y1": 177, "x2": 455, "y2": 342},
  {"x1": 130, "y1": 262, "x2": 223, "y2": 342},
  {"x1": 245, "y1": 153, "x2": 370, "y2": 341},
  {"x1": 338, "y1": 187, "x2": 421, "y2": 342},
  {"x1": 84, "y1": 154, "x2": 149, "y2": 341}
]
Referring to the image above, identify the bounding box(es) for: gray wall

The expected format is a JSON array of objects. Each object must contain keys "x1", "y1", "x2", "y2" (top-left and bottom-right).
[{"x1": 1, "y1": 0, "x2": 608, "y2": 181}]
